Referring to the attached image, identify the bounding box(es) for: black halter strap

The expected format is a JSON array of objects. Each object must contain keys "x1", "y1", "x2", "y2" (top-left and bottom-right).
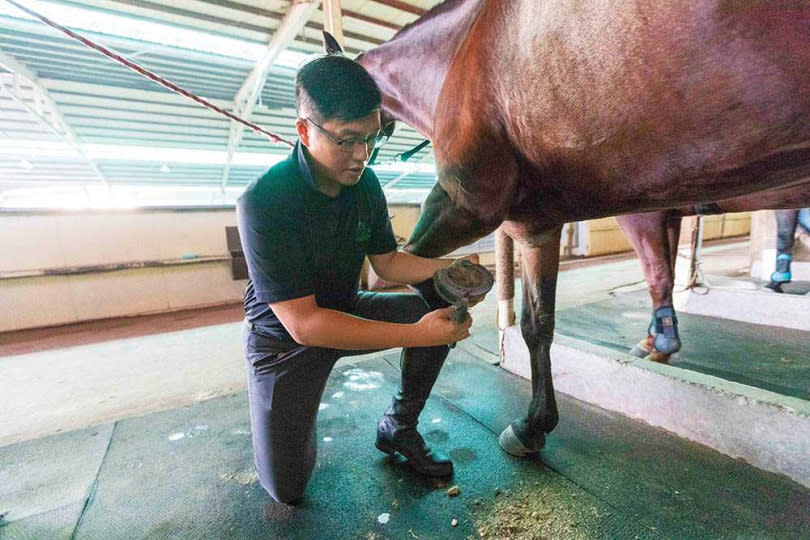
[{"x1": 368, "y1": 139, "x2": 431, "y2": 166}]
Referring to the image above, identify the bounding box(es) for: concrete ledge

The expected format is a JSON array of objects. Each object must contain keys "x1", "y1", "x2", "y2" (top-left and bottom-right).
[
  {"x1": 674, "y1": 284, "x2": 810, "y2": 331},
  {"x1": 500, "y1": 327, "x2": 810, "y2": 489}
]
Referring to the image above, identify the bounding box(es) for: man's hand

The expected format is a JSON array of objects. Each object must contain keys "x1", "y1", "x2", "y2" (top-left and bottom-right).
[
  {"x1": 461, "y1": 253, "x2": 480, "y2": 265},
  {"x1": 414, "y1": 306, "x2": 473, "y2": 346}
]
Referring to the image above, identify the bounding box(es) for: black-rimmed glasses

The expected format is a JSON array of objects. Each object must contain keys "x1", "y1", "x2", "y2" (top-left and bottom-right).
[{"x1": 305, "y1": 117, "x2": 393, "y2": 154}]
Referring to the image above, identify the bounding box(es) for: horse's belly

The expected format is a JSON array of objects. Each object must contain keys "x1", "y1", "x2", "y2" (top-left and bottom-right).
[
  {"x1": 495, "y1": 0, "x2": 810, "y2": 211},
  {"x1": 522, "y1": 138, "x2": 810, "y2": 223}
]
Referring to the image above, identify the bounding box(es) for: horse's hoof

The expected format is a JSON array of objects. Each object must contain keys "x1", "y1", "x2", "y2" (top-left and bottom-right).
[
  {"x1": 763, "y1": 281, "x2": 784, "y2": 294},
  {"x1": 629, "y1": 344, "x2": 650, "y2": 358},
  {"x1": 498, "y1": 425, "x2": 543, "y2": 457},
  {"x1": 646, "y1": 350, "x2": 671, "y2": 364},
  {"x1": 629, "y1": 337, "x2": 652, "y2": 358}
]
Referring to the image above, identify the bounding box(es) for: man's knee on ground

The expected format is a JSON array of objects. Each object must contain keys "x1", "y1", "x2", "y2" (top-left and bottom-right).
[
  {"x1": 255, "y1": 457, "x2": 313, "y2": 505},
  {"x1": 261, "y1": 477, "x2": 306, "y2": 505}
]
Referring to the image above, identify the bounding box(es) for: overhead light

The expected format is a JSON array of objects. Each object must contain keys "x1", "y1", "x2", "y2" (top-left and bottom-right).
[
  {"x1": 0, "y1": 140, "x2": 76, "y2": 157},
  {"x1": 3, "y1": 140, "x2": 437, "y2": 176},
  {"x1": 82, "y1": 143, "x2": 288, "y2": 167},
  {"x1": 274, "y1": 50, "x2": 318, "y2": 69},
  {"x1": 160, "y1": 163, "x2": 170, "y2": 173}
]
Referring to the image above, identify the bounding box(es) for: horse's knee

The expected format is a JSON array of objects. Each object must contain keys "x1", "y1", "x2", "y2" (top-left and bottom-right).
[{"x1": 406, "y1": 183, "x2": 503, "y2": 257}]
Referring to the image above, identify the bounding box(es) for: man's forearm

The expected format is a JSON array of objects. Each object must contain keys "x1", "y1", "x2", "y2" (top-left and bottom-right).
[
  {"x1": 374, "y1": 251, "x2": 452, "y2": 285},
  {"x1": 294, "y1": 306, "x2": 427, "y2": 350}
]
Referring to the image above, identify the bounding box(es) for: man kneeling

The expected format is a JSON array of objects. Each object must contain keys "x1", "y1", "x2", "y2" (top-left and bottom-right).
[{"x1": 236, "y1": 54, "x2": 474, "y2": 504}]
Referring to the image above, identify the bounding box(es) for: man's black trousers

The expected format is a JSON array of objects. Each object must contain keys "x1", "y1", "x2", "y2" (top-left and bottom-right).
[{"x1": 241, "y1": 291, "x2": 450, "y2": 503}]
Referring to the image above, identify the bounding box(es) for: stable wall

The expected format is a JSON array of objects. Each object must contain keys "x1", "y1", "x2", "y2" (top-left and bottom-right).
[
  {"x1": 0, "y1": 206, "x2": 753, "y2": 333},
  {"x1": 583, "y1": 213, "x2": 751, "y2": 257},
  {"x1": 1, "y1": 208, "x2": 246, "y2": 333},
  {"x1": 0, "y1": 204, "x2": 480, "y2": 333}
]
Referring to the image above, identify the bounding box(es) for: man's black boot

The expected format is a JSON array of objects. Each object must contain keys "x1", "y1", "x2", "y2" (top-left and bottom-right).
[
  {"x1": 376, "y1": 395, "x2": 453, "y2": 476},
  {"x1": 376, "y1": 347, "x2": 453, "y2": 477}
]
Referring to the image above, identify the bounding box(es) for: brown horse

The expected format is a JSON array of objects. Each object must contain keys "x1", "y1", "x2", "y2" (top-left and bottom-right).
[
  {"x1": 617, "y1": 182, "x2": 810, "y2": 363},
  {"x1": 340, "y1": 0, "x2": 810, "y2": 456}
]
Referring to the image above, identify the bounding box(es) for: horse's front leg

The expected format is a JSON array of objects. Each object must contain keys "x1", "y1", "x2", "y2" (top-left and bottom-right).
[
  {"x1": 616, "y1": 211, "x2": 683, "y2": 363},
  {"x1": 405, "y1": 181, "x2": 500, "y2": 258},
  {"x1": 404, "y1": 181, "x2": 504, "y2": 308},
  {"x1": 498, "y1": 226, "x2": 563, "y2": 456},
  {"x1": 404, "y1": 125, "x2": 518, "y2": 307}
]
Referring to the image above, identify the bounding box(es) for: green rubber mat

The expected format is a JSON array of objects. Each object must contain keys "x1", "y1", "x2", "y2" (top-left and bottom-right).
[
  {"x1": 556, "y1": 290, "x2": 810, "y2": 401},
  {"x1": 2, "y1": 348, "x2": 808, "y2": 539}
]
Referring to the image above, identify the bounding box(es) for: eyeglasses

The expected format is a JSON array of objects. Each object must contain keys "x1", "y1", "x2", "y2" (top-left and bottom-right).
[{"x1": 305, "y1": 117, "x2": 393, "y2": 154}]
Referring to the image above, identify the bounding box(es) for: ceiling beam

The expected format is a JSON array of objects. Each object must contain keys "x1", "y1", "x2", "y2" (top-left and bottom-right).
[
  {"x1": 341, "y1": 8, "x2": 401, "y2": 31},
  {"x1": 323, "y1": 0, "x2": 345, "y2": 47},
  {"x1": 373, "y1": 0, "x2": 425, "y2": 16},
  {"x1": 0, "y1": 50, "x2": 108, "y2": 186},
  {"x1": 109, "y1": 0, "x2": 377, "y2": 53},
  {"x1": 221, "y1": 0, "x2": 320, "y2": 189},
  {"x1": 132, "y1": 0, "x2": 403, "y2": 37}
]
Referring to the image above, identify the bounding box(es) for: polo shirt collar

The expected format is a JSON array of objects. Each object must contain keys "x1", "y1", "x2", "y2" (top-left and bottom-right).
[{"x1": 295, "y1": 140, "x2": 320, "y2": 193}]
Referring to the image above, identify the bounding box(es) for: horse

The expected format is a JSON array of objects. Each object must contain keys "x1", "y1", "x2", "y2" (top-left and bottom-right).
[
  {"x1": 337, "y1": 0, "x2": 810, "y2": 456},
  {"x1": 616, "y1": 181, "x2": 810, "y2": 363}
]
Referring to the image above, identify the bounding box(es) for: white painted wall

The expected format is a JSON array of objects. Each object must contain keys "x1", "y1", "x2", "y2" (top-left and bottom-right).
[
  {"x1": 8, "y1": 204, "x2": 748, "y2": 333},
  {"x1": 1, "y1": 208, "x2": 247, "y2": 332},
  {"x1": 0, "y1": 203, "x2": 469, "y2": 332}
]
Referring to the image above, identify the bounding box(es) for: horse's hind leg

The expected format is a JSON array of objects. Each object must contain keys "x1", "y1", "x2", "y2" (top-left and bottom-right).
[
  {"x1": 652, "y1": 211, "x2": 683, "y2": 362},
  {"x1": 616, "y1": 211, "x2": 682, "y2": 363},
  {"x1": 498, "y1": 226, "x2": 562, "y2": 456}
]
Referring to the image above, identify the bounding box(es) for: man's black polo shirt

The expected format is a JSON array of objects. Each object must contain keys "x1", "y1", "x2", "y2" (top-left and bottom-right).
[{"x1": 236, "y1": 142, "x2": 398, "y2": 342}]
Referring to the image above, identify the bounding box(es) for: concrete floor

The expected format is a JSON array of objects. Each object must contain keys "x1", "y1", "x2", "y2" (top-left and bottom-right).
[
  {"x1": 3, "y1": 346, "x2": 810, "y2": 539},
  {"x1": 2, "y1": 238, "x2": 809, "y2": 538}
]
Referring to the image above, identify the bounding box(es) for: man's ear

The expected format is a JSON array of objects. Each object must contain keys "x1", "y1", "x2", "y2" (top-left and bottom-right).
[
  {"x1": 296, "y1": 118, "x2": 310, "y2": 146},
  {"x1": 323, "y1": 31, "x2": 344, "y2": 55}
]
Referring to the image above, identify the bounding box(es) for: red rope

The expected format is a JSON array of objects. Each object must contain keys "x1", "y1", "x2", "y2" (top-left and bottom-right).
[{"x1": 5, "y1": 0, "x2": 295, "y2": 148}]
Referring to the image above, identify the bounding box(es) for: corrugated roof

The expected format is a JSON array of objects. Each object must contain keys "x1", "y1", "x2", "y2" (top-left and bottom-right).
[{"x1": 0, "y1": 0, "x2": 440, "y2": 206}]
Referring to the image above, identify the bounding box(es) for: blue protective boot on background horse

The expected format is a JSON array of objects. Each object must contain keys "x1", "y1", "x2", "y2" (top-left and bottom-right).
[{"x1": 765, "y1": 253, "x2": 792, "y2": 293}]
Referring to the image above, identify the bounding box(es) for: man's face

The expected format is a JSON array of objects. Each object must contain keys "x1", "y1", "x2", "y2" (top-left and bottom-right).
[{"x1": 296, "y1": 110, "x2": 382, "y2": 190}]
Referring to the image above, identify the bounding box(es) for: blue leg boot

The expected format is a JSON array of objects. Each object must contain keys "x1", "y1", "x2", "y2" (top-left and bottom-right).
[{"x1": 765, "y1": 253, "x2": 792, "y2": 293}]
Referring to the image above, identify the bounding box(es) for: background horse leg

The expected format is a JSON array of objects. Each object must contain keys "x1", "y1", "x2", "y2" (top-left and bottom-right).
[
  {"x1": 765, "y1": 209, "x2": 800, "y2": 292},
  {"x1": 498, "y1": 226, "x2": 563, "y2": 456},
  {"x1": 616, "y1": 211, "x2": 683, "y2": 363}
]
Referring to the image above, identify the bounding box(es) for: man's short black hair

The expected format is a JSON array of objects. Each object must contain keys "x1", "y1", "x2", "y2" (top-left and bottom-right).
[{"x1": 296, "y1": 55, "x2": 381, "y2": 122}]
